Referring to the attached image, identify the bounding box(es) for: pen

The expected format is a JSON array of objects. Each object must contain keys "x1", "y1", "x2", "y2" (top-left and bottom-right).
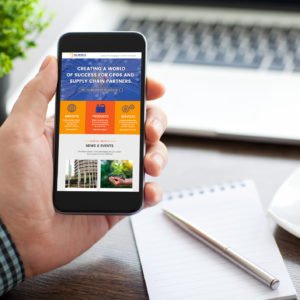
[{"x1": 163, "y1": 208, "x2": 280, "y2": 290}]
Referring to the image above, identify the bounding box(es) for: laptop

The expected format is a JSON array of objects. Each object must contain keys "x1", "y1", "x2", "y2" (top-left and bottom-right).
[
  {"x1": 7, "y1": 0, "x2": 300, "y2": 144},
  {"x1": 110, "y1": 0, "x2": 300, "y2": 144}
]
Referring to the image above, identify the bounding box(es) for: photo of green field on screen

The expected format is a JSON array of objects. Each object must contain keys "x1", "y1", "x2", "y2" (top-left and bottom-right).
[{"x1": 101, "y1": 160, "x2": 133, "y2": 189}]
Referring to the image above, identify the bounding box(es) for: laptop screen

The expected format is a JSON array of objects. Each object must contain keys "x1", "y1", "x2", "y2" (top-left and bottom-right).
[{"x1": 131, "y1": 0, "x2": 300, "y2": 11}]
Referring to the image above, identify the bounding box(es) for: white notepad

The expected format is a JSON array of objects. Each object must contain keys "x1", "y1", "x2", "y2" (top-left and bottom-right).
[{"x1": 131, "y1": 180, "x2": 296, "y2": 300}]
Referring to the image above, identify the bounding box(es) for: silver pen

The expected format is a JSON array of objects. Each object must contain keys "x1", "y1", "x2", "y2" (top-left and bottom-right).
[{"x1": 163, "y1": 208, "x2": 280, "y2": 290}]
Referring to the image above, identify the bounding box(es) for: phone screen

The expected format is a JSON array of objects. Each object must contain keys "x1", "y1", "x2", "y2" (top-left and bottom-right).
[{"x1": 56, "y1": 52, "x2": 142, "y2": 192}]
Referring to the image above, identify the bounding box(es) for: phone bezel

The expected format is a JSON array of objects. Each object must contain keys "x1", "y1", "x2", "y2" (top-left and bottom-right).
[{"x1": 53, "y1": 32, "x2": 146, "y2": 214}]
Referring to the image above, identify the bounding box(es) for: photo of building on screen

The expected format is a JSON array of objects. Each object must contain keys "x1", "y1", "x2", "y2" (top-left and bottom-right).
[{"x1": 65, "y1": 159, "x2": 97, "y2": 188}]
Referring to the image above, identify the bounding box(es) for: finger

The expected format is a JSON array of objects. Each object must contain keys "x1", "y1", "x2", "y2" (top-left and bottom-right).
[
  {"x1": 44, "y1": 116, "x2": 55, "y2": 153},
  {"x1": 45, "y1": 115, "x2": 55, "y2": 129},
  {"x1": 144, "y1": 182, "x2": 163, "y2": 208},
  {"x1": 10, "y1": 56, "x2": 57, "y2": 133},
  {"x1": 109, "y1": 177, "x2": 117, "y2": 184},
  {"x1": 146, "y1": 78, "x2": 165, "y2": 100},
  {"x1": 144, "y1": 141, "x2": 168, "y2": 177},
  {"x1": 145, "y1": 104, "x2": 168, "y2": 144}
]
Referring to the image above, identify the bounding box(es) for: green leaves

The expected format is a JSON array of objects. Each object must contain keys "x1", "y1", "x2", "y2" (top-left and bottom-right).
[{"x1": 0, "y1": 0, "x2": 51, "y2": 78}]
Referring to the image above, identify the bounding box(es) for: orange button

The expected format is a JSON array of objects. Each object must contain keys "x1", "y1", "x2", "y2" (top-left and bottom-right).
[
  {"x1": 85, "y1": 101, "x2": 115, "y2": 134},
  {"x1": 59, "y1": 101, "x2": 86, "y2": 134},
  {"x1": 115, "y1": 101, "x2": 140, "y2": 134}
]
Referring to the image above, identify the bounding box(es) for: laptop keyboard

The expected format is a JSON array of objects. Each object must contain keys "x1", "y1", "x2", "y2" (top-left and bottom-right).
[{"x1": 116, "y1": 17, "x2": 300, "y2": 72}]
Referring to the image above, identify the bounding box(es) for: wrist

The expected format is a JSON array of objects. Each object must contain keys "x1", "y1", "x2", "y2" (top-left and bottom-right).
[
  {"x1": 0, "y1": 220, "x2": 25, "y2": 295},
  {"x1": 0, "y1": 215, "x2": 50, "y2": 278}
]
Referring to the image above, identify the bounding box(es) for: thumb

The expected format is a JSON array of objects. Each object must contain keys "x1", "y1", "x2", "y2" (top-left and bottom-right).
[{"x1": 10, "y1": 56, "x2": 57, "y2": 133}]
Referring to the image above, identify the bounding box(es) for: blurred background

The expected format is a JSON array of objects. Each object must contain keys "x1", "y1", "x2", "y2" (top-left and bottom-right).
[{"x1": 3, "y1": 0, "x2": 300, "y2": 145}]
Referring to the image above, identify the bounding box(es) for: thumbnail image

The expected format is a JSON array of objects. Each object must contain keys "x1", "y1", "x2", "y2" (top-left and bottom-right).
[
  {"x1": 101, "y1": 160, "x2": 133, "y2": 188},
  {"x1": 65, "y1": 160, "x2": 98, "y2": 188}
]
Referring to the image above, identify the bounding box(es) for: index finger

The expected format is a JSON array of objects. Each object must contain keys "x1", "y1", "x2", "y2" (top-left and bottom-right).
[{"x1": 146, "y1": 78, "x2": 165, "y2": 100}]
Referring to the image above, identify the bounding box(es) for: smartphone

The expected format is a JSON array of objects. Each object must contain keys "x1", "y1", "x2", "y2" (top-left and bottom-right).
[{"x1": 53, "y1": 32, "x2": 146, "y2": 214}]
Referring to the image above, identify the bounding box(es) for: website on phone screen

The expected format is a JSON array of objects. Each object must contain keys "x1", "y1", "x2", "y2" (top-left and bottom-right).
[{"x1": 57, "y1": 52, "x2": 142, "y2": 192}]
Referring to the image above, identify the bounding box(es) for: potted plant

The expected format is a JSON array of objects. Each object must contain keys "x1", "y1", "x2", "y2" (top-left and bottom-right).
[{"x1": 0, "y1": 0, "x2": 50, "y2": 123}]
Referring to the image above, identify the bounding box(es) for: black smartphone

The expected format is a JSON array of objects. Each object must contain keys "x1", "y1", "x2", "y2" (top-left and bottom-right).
[{"x1": 53, "y1": 32, "x2": 146, "y2": 214}]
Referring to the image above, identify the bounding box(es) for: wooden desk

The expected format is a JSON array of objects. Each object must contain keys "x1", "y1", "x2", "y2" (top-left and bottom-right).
[{"x1": 4, "y1": 135, "x2": 300, "y2": 299}]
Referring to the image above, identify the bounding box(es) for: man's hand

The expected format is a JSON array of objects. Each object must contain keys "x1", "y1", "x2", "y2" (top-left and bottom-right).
[{"x1": 0, "y1": 56, "x2": 168, "y2": 278}]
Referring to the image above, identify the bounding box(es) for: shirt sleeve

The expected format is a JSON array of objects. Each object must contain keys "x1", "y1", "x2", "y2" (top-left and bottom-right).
[{"x1": 0, "y1": 220, "x2": 25, "y2": 296}]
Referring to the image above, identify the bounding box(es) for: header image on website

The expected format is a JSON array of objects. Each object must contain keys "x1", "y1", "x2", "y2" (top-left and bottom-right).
[{"x1": 61, "y1": 53, "x2": 142, "y2": 101}]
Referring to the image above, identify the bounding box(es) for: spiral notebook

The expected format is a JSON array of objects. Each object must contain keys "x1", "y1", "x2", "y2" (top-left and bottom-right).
[{"x1": 131, "y1": 180, "x2": 296, "y2": 300}]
